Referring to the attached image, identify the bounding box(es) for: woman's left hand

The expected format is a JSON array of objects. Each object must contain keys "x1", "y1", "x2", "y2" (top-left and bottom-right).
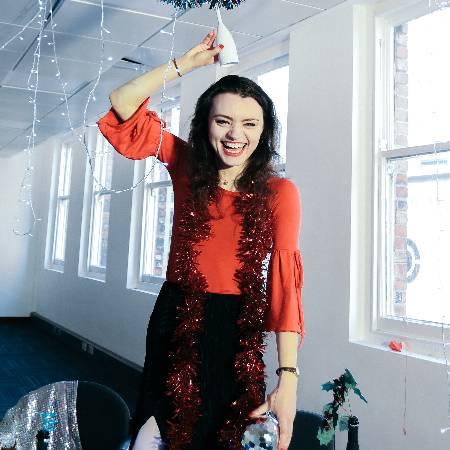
[{"x1": 248, "y1": 377, "x2": 297, "y2": 450}]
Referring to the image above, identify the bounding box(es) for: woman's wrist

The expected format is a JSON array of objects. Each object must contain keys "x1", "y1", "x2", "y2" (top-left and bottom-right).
[
  {"x1": 176, "y1": 55, "x2": 195, "y2": 76},
  {"x1": 277, "y1": 371, "x2": 298, "y2": 389}
]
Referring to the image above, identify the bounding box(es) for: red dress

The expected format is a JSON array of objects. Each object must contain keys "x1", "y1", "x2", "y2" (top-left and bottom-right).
[{"x1": 97, "y1": 97, "x2": 304, "y2": 337}]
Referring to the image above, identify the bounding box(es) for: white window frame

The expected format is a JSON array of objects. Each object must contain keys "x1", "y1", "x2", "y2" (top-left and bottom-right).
[
  {"x1": 127, "y1": 94, "x2": 179, "y2": 294},
  {"x1": 79, "y1": 127, "x2": 114, "y2": 282},
  {"x1": 45, "y1": 139, "x2": 74, "y2": 273},
  {"x1": 351, "y1": 0, "x2": 449, "y2": 361}
]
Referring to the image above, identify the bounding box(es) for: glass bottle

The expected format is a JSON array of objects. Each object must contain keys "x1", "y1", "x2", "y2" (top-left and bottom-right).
[
  {"x1": 36, "y1": 429, "x2": 49, "y2": 450},
  {"x1": 346, "y1": 416, "x2": 360, "y2": 450}
]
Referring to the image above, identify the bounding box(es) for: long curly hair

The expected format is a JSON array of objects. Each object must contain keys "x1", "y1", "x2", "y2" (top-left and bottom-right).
[{"x1": 186, "y1": 75, "x2": 281, "y2": 215}]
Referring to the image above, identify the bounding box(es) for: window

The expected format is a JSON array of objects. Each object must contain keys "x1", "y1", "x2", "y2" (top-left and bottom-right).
[
  {"x1": 257, "y1": 65, "x2": 289, "y2": 167},
  {"x1": 80, "y1": 131, "x2": 114, "y2": 281},
  {"x1": 375, "y1": 2, "x2": 450, "y2": 347},
  {"x1": 45, "y1": 142, "x2": 73, "y2": 271},
  {"x1": 129, "y1": 100, "x2": 179, "y2": 291},
  {"x1": 238, "y1": 54, "x2": 289, "y2": 173}
]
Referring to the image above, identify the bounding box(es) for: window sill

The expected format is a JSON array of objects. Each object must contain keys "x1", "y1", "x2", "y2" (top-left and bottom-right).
[
  {"x1": 131, "y1": 281, "x2": 164, "y2": 296},
  {"x1": 79, "y1": 272, "x2": 106, "y2": 283},
  {"x1": 350, "y1": 330, "x2": 448, "y2": 365},
  {"x1": 45, "y1": 265, "x2": 64, "y2": 274}
]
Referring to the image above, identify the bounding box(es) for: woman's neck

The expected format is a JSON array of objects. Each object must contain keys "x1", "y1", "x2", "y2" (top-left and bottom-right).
[{"x1": 218, "y1": 166, "x2": 244, "y2": 191}]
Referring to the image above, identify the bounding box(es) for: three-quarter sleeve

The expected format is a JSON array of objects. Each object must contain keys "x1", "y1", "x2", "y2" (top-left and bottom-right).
[
  {"x1": 266, "y1": 179, "x2": 305, "y2": 345},
  {"x1": 96, "y1": 96, "x2": 186, "y2": 174}
]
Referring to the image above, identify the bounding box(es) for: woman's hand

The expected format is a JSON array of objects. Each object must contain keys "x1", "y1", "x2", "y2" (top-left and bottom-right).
[
  {"x1": 249, "y1": 375, "x2": 298, "y2": 450},
  {"x1": 178, "y1": 30, "x2": 223, "y2": 72}
]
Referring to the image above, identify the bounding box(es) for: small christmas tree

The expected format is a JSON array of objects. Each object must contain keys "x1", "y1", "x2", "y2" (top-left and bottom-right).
[{"x1": 317, "y1": 369, "x2": 367, "y2": 446}]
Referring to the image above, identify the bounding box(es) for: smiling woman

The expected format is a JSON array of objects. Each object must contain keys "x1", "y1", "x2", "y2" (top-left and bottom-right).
[{"x1": 97, "y1": 30, "x2": 304, "y2": 450}]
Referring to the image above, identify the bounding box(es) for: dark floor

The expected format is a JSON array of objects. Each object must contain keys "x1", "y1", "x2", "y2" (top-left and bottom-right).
[{"x1": 0, "y1": 317, "x2": 141, "y2": 419}]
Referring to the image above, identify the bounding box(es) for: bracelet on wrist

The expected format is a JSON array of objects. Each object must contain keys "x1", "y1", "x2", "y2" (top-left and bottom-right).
[
  {"x1": 172, "y1": 58, "x2": 183, "y2": 77},
  {"x1": 276, "y1": 366, "x2": 300, "y2": 378}
]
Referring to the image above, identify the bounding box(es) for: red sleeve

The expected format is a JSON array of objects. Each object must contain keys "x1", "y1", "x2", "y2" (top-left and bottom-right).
[
  {"x1": 96, "y1": 97, "x2": 187, "y2": 174},
  {"x1": 265, "y1": 179, "x2": 305, "y2": 348}
]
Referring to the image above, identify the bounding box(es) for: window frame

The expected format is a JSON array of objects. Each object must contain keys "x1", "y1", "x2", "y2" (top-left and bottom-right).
[
  {"x1": 79, "y1": 127, "x2": 114, "y2": 282},
  {"x1": 127, "y1": 96, "x2": 180, "y2": 294},
  {"x1": 45, "y1": 139, "x2": 74, "y2": 273},
  {"x1": 371, "y1": 0, "x2": 450, "y2": 357}
]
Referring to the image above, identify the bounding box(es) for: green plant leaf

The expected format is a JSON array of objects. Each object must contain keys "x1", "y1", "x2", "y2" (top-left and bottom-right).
[
  {"x1": 317, "y1": 427, "x2": 335, "y2": 446},
  {"x1": 353, "y1": 387, "x2": 368, "y2": 403},
  {"x1": 322, "y1": 381, "x2": 335, "y2": 391},
  {"x1": 344, "y1": 369, "x2": 357, "y2": 388}
]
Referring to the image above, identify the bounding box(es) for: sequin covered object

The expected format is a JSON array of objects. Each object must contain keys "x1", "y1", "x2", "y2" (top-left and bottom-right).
[
  {"x1": 0, "y1": 381, "x2": 82, "y2": 450},
  {"x1": 164, "y1": 187, "x2": 274, "y2": 449},
  {"x1": 241, "y1": 410, "x2": 279, "y2": 450}
]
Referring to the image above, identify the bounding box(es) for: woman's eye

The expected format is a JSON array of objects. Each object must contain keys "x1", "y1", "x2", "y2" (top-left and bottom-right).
[
  {"x1": 244, "y1": 123, "x2": 256, "y2": 127},
  {"x1": 216, "y1": 119, "x2": 229, "y2": 125}
]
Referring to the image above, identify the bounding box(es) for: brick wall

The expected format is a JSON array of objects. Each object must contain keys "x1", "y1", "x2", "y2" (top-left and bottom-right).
[{"x1": 392, "y1": 24, "x2": 409, "y2": 317}]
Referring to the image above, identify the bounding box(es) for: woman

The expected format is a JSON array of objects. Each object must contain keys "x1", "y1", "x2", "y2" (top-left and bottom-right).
[{"x1": 97, "y1": 30, "x2": 304, "y2": 450}]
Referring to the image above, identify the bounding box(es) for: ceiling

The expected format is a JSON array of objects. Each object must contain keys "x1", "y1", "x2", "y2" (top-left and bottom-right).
[{"x1": 0, "y1": 0, "x2": 346, "y2": 153}]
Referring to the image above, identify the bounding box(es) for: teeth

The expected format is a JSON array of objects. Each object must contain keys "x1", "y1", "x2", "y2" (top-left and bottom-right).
[{"x1": 223, "y1": 142, "x2": 245, "y2": 149}]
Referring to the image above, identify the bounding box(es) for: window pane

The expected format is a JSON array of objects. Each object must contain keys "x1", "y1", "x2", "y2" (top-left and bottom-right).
[
  {"x1": 52, "y1": 145, "x2": 72, "y2": 265},
  {"x1": 88, "y1": 193, "x2": 111, "y2": 271},
  {"x1": 384, "y1": 151, "x2": 450, "y2": 324},
  {"x1": 141, "y1": 185, "x2": 174, "y2": 279},
  {"x1": 94, "y1": 134, "x2": 114, "y2": 190},
  {"x1": 57, "y1": 145, "x2": 72, "y2": 196},
  {"x1": 53, "y1": 198, "x2": 69, "y2": 263},
  {"x1": 258, "y1": 65, "x2": 289, "y2": 164},
  {"x1": 88, "y1": 138, "x2": 113, "y2": 272},
  {"x1": 393, "y1": 8, "x2": 450, "y2": 149},
  {"x1": 162, "y1": 104, "x2": 180, "y2": 136}
]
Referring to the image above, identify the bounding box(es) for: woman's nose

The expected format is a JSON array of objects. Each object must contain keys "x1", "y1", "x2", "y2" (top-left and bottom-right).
[{"x1": 226, "y1": 124, "x2": 242, "y2": 140}]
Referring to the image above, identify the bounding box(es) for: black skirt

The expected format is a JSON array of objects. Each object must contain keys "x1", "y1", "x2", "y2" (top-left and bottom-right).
[{"x1": 130, "y1": 280, "x2": 249, "y2": 450}]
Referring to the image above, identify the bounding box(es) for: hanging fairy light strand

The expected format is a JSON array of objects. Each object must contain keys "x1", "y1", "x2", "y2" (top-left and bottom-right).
[
  {"x1": 0, "y1": 9, "x2": 42, "y2": 51},
  {"x1": 7, "y1": 0, "x2": 181, "y2": 235},
  {"x1": 11, "y1": 0, "x2": 50, "y2": 236}
]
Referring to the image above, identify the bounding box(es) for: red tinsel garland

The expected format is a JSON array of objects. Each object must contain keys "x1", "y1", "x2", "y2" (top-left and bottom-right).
[
  {"x1": 217, "y1": 191, "x2": 274, "y2": 449},
  {"x1": 165, "y1": 188, "x2": 274, "y2": 449}
]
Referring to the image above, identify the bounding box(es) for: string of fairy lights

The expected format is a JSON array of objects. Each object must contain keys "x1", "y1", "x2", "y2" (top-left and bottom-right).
[
  {"x1": 7, "y1": 0, "x2": 183, "y2": 236},
  {"x1": 0, "y1": 0, "x2": 449, "y2": 440}
]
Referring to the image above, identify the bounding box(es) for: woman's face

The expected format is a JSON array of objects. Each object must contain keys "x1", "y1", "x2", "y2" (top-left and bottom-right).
[{"x1": 208, "y1": 93, "x2": 264, "y2": 170}]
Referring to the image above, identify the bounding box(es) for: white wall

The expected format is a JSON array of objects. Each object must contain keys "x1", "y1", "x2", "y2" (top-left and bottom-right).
[
  {"x1": 288, "y1": 3, "x2": 449, "y2": 450},
  {"x1": 0, "y1": 151, "x2": 35, "y2": 316}
]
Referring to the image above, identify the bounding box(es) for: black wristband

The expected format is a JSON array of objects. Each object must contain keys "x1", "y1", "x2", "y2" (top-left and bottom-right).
[
  {"x1": 276, "y1": 366, "x2": 299, "y2": 377},
  {"x1": 172, "y1": 58, "x2": 182, "y2": 77}
]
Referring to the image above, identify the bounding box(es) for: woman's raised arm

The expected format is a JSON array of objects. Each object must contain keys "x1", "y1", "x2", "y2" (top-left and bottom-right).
[{"x1": 109, "y1": 30, "x2": 223, "y2": 122}]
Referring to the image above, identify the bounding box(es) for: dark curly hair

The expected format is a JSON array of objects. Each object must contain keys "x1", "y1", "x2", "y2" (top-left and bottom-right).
[{"x1": 186, "y1": 75, "x2": 281, "y2": 214}]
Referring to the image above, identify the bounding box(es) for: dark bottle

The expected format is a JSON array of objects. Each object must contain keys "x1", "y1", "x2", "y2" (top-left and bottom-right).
[
  {"x1": 36, "y1": 429, "x2": 50, "y2": 450},
  {"x1": 346, "y1": 416, "x2": 360, "y2": 450}
]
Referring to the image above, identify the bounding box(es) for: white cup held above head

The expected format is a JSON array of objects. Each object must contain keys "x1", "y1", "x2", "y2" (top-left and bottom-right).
[{"x1": 215, "y1": 8, "x2": 239, "y2": 66}]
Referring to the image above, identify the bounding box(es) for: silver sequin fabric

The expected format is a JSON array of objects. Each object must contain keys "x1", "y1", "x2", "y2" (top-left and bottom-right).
[{"x1": 0, "y1": 380, "x2": 82, "y2": 449}]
